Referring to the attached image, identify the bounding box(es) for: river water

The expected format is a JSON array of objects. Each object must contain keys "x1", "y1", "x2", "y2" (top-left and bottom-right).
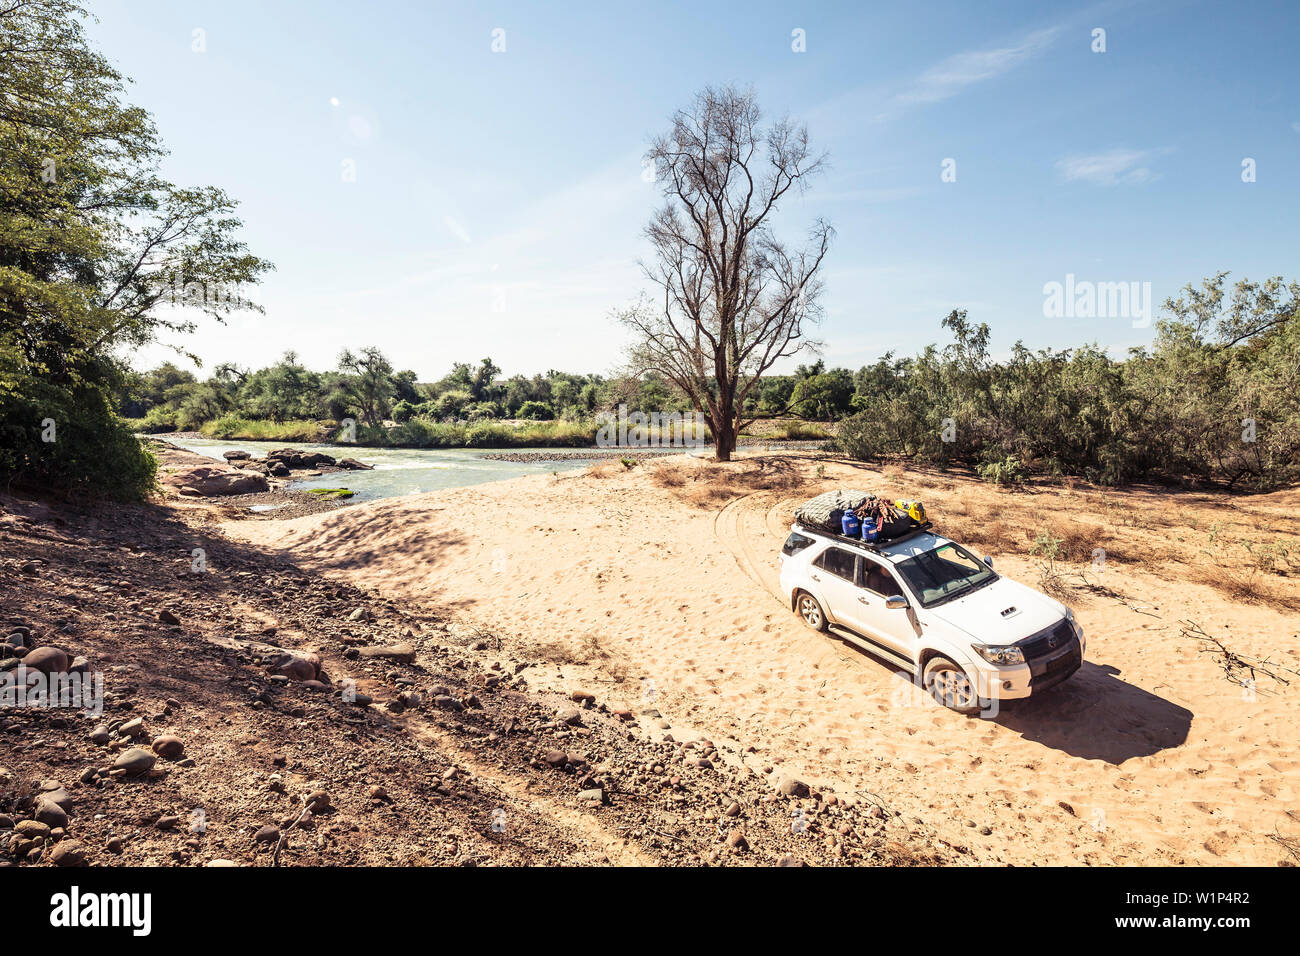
[{"x1": 167, "y1": 437, "x2": 596, "y2": 502}]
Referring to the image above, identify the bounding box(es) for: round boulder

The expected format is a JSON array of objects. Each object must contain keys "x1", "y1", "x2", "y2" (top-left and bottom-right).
[
  {"x1": 112, "y1": 747, "x2": 157, "y2": 775},
  {"x1": 21, "y1": 647, "x2": 69, "y2": 675},
  {"x1": 151, "y1": 735, "x2": 185, "y2": 760}
]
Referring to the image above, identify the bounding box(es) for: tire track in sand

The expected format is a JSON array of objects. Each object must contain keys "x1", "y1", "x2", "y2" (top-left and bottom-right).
[{"x1": 712, "y1": 490, "x2": 802, "y2": 604}]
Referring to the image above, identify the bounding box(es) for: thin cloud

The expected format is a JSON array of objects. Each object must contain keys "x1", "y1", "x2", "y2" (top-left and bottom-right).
[
  {"x1": 893, "y1": 25, "x2": 1065, "y2": 108},
  {"x1": 443, "y1": 215, "x2": 472, "y2": 244},
  {"x1": 1056, "y1": 148, "x2": 1165, "y2": 185}
]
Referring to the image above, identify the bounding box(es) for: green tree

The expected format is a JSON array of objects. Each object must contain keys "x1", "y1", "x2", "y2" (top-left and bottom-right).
[
  {"x1": 0, "y1": 0, "x2": 270, "y2": 496},
  {"x1": 336, "y1": 347, "x2": 395, "y2": 424}
]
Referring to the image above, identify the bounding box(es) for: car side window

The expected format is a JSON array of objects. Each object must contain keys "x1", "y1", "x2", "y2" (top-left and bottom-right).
[
  {"x1": 862, "y1": 559, "x2": 904, "y2": 598},
  {"x1": 782, "y1": 531, "x2": 815, "y2": 556},
  {"x1": 814, "y1": 547, "x2": 858, "y2": 582}
]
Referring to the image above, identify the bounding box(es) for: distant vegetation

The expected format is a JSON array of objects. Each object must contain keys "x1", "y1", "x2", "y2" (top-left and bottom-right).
[
  {"x1": 117, "y1": 267, "x2": 1300, "y2": 490},
  {"x1": 836, "y1": 277, "x2": 1300, "y2": 491},
  {"x1": 115, "y1": 353, "x2": 691, "y2": 446}
]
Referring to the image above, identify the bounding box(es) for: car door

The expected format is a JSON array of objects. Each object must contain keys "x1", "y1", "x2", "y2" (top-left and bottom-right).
[
  {"x1": 809, "y1": 546, "x2": 864, "y2": 630},
  {"x1": 854, "y1": 556, "x2": 920, "y2": 656}
]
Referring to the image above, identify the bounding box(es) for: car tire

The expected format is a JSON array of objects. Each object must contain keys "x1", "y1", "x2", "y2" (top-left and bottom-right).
[
  {"x1": 922, "y1": 656, "x2": 981, "y2": 715},
  {"x1": 794, "y1": 590, "x2": 828, "y2": 632}
]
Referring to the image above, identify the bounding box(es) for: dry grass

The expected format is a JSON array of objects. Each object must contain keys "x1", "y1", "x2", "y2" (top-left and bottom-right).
[
  {"x1": 654, "y1": 457, "x2": 803, "y2": 509},
  {"x1": 649, "y1": 466, "x2": 686, "y2": 488},
  {"x1": 1189, "y1": 566, "x2": 1300, "y2": 611}
]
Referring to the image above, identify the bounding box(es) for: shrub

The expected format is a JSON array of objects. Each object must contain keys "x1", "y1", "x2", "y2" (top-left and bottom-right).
[
  {"x1": 431, "y1": 390, "x2": 473, "y2": 419},
  {"x1": 516, "y1": 400, "x2": 553, "y2": 420},
  {"x1": 0, "y1": 380, "x2": 156, "y2": 500},
  {"x1": 977, "y1": 455, "x2": 1026, "y2": 486},
  {"x1": 464, "y1": 401, "x2": 503, "y2": 421}
]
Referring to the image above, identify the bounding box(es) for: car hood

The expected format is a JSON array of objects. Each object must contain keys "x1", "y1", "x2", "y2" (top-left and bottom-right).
[{"x1": 927, "y1": 577, "x2": 1066, "y2": 643}]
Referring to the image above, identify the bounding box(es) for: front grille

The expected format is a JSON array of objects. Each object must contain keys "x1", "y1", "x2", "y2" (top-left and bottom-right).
[{"x1": 1018, "y1": 619, "x2": 1075, "y2": 660}]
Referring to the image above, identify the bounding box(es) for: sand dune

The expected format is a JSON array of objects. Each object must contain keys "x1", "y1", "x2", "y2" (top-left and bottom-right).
[{"x1": 229, "y1": 453, "x2": 1300, "y2": 865}]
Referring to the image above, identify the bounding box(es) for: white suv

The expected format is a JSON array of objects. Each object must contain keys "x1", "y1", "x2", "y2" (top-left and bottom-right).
[{"x1": 778, "y1": 523, "x2": 1084, "y2": 714}]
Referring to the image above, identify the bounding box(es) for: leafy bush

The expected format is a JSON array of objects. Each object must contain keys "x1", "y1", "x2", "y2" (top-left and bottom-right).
[
  {"x1": 516, "y1": 400, "x2": 553, "y2": 420},
  {"x1": 0, "y1": 379, "x2": 156, "y2": 500},
  {"x1": 514, "y1": 403, "x2": 551, "y2": 421},
  {"x1": 976, "y1": 455, "x2": 1026, "y2": 486},
  {"x1": 431, "y1": 390, "x2": 473, "y2": 419},
  {"x1": 464, "y1": 401, "x2": 503, "y2": 421},
  {"x1": 120, "y1": 407, "x2": 178, "y2": 434}
]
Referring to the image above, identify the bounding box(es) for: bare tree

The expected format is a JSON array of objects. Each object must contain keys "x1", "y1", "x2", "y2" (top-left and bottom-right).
[{"x1": 620, "y1": 85, "x2": 833, "y2": 461}]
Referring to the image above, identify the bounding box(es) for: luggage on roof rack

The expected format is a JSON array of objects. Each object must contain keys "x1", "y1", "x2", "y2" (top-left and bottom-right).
[
  {"x1": 793, "y1": 489, "x2": 875, "y2": 535},
  {"x1": 794, "y1": 489, "x2": 931, "y2": 544}
]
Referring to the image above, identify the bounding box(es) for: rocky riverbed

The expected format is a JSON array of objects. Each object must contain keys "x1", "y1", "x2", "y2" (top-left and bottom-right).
[{"x1": 0, "y1": 490, "x2": 956, "y2": 867}]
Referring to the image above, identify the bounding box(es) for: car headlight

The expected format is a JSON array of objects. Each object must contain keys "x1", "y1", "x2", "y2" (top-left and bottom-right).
[
  {"x1": 972, "y1": 643, "x2": 1025, "y2": 665},
  {"x1": 1065, "y1": 608, "x2": 1083, "y2": 639}
]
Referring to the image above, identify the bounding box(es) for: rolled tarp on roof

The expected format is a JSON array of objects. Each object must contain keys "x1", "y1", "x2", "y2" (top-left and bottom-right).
[{"x1": 793, "y1": 489, "x2": 877, "y2": 534}]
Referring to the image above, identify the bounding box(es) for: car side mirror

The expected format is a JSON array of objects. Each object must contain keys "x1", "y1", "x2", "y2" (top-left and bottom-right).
[
  {"x1": 982, "y1": 555, "x2": 994, "y2": 569},
  {"x1": 885, "y1": 595, "x2": 908, "y2": 610}
]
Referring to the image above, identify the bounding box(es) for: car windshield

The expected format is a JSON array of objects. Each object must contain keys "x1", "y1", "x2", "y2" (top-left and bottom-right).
[{"x1": 893, "y1": 542, "x2": 995, "y2": 607}]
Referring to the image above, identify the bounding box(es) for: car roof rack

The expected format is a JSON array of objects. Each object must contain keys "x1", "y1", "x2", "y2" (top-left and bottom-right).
[{"x1": 799, "y1": 521, "x2": 936, "y2": 555}]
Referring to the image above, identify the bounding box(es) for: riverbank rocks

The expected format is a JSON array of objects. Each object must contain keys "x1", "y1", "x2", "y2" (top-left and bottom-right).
[
  {"x1": 120, "y1": 716, "x2": 145, "y2": 737},
  {"x1": 270, "y1": 650, "x2": 321, "y2": 682},
  {"x1": 20, "y1": 646, "x2": 69, "y2": 675},
  {"x1": 49, "y1": 841, "x2": 87, "y2": 867},
  {"x1": 267, "y1": 449, "x2": 335, "y2": 469},
  {"x1": 151, "y1": 735, "x2": 185, "y2": 759},
  {"x1": 34, "y1": 786, "x2": 71, "y2": 828},
  {"x1": 112, "y1": 748, "x2": 156, "y2": 775},
  {"x1": 337, "y1": 458, "x2": 373, "y2": 470},
  {"x1": 162, "y1": 465, "x2": 270, "y2": 497},
  {"x1": 15, "y1": 820, "x2": 50, "y2": 840},
  {"x1": 358, "y1": 643, "x2": 415, "y2": 664},
  {"x1": 223, "y1": 450, "x2": 251, "y2": 461},
  {"x1": 777, "y1": 777, "x2": 811, "y2": 798}
]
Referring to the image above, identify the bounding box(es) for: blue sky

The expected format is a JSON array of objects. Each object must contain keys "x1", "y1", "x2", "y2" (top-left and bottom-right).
[{"x1": 86, "y1": 0, "x2": 1298, "y2": 379}]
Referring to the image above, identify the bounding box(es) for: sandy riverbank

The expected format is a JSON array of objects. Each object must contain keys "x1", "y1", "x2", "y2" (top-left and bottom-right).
[{"x1": 228, "y1": 452, "x2": 1300, "y2": 866}]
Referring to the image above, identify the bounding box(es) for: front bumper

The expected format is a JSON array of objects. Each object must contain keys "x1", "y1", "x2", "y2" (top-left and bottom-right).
[
  {"x1": 972, "y1": 634, "x2": 1083, "y2": 700},
  {"x1": 1027, "y1": 637, "x2": 1083, "y2": 692}
]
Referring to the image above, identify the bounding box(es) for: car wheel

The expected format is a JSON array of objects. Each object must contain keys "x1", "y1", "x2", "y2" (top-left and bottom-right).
[
  {"x1": 794, "y1": 590, "x2": 828, "y2": 632},
  {"x1": 922, "y1": 656, "x2": 981, "y2": 715}
]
